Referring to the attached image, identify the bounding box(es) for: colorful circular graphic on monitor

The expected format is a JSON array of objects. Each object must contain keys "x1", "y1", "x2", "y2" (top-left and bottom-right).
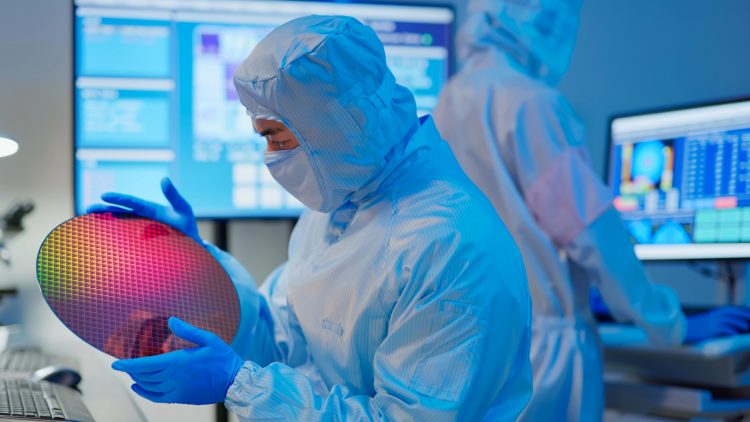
[
  {"x1": 633, "y1": 141, "x2": 665, "y2": 184},
  {"x1": 36, "y1": 212, "x2": 239, "y2": 359}
]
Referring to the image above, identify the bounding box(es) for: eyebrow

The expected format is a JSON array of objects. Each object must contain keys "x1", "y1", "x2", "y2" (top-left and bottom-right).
[{"x1": 257, "y1": 127, "x2": 282, "y2": 137}]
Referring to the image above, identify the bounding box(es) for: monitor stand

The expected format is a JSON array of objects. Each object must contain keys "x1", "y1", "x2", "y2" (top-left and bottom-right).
[
  {"x1": 686, "y1": 259, "x2": 747, "y2": 306},
  {"x1": 720, "y1": 259, "x2": 745, "y2": 305}
]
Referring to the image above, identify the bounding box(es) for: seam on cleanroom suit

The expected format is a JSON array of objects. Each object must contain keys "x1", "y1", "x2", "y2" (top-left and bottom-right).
[
  {"x1": 410, "y1": 300, "x2": 487, "y2": 402},
  {"x1": 373, "y1": 201, "x2": 397, "y2": 318}
]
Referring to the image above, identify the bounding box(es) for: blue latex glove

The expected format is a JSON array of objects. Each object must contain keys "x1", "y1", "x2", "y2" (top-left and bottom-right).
[
  {"x1": 685, "y1": 306, "x2": 750, "y2": 344},
  {"x1": 590, "y1": 287, "x2": 610, "y2": 318},
  {"x1": 86, "y1": 177, "x2": 202, "y2": 244},
  {"x1": 112, "y1": 317, "x2": 244, "y2": 404}
]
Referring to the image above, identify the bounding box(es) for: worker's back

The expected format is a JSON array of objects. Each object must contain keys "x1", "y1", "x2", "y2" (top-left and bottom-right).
[
  {"x1": 434, "y1": 48, "x2": 589, "y2": 321},
  {"x1": 433, "y1": 44, "x2": 608, "y2": 421}
]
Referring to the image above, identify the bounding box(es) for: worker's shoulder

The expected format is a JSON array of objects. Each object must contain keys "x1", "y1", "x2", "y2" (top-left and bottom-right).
[
  {"x1": 388, "y1": 172, "x2": 506, "y2": 245},
  {"x1": 451, "y1": 65, "x2": 566, "y2": 110},
  {"x1": 386, "y1": 176, "x2": 526, "y2": 295}
]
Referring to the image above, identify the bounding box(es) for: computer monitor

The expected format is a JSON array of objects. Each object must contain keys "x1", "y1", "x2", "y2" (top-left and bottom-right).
[
  {"x1": 74, "y1": 0, "x2": 455, "y2": 218},
  {"x1": 607, "y1": 98, "x2": 750, "y2": 260}
]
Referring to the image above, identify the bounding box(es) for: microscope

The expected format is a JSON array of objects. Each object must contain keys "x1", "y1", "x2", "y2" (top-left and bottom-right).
[{"x1": 0, "y1": 201, "x2": 34, "y2": 267}]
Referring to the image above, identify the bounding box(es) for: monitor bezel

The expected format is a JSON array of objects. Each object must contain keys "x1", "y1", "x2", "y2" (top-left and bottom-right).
[
  {"x1": 605, "y1": 95, "x2": 750, "y2": 261},
  {"x1": 71, "y1": 0, "x2": 457, "y2": 221}
]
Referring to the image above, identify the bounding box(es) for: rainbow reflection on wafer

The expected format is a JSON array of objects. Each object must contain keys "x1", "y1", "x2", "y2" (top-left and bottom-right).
[{"x1": 37, "y1": 212, "x2": 239, "y2": 359}]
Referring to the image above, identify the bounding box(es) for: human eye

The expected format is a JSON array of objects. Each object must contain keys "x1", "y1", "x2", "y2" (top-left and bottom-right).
[{"x1": 275, "y1": 140, "x2": 294, "y2": 149}]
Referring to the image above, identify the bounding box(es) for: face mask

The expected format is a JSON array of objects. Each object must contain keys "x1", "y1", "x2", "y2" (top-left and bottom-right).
[{"x1": 264, "y1": 147, "x2": 332, "y2": 212}]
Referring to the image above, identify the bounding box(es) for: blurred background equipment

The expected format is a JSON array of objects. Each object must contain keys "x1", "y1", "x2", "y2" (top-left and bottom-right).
[
  {"x1": 0, "y1": 137, "x2": 18, "y2": 158},
  {"x1": 0, "y1": 200, "x2": 34, "y2": 268}
]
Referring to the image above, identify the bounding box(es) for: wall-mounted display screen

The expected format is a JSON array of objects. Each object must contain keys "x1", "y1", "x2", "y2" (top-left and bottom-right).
[{"x1": 74, "y1": 0, "x2": 455, "y2": 218}]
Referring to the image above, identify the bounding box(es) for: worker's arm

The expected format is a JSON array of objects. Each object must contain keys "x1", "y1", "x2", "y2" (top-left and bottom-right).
[
  {"x1": 111, "y1": 226, "x2": 532, "y2": 419},
  {"x1": 507, "y1": 92, "x2": 750, "y2": 346},
  {"x1": 224, "y1": 229, "x2": 532, "y2": 421},
  {"x1": 508, "y1": 94, "x2": 685, "y2": 345},
  {"x1": 204, "y1": 244, "x2": 284, "y2": 366},
  {"x1": 565, "y1": 206, "x2": 686, "y2": 345},
  {"x1": 567, "y1": 208, "x2": 750, "y2": 345}
]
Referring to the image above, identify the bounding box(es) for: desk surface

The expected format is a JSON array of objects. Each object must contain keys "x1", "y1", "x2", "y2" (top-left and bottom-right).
[
  {"x1": 605, "y1": 372, "x2": 750, "y2": 419},
  {"x1": 72, "y1": 346, "x2": 148, "y2": 422}
]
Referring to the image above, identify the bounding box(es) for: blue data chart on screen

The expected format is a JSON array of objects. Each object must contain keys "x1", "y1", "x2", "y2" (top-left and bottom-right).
[
  {"x1": 74, "y1": 0, "x2": 455, "y2": 218},
  {"x1": 77, "y1": 88, "x2": 171, "y2": 148},
  {"x1": 77, "y1": 17, "x2": 171, "y2": 78},
  {"x1": 608, "y1": 100, "x2": 750, "y2": 259}
]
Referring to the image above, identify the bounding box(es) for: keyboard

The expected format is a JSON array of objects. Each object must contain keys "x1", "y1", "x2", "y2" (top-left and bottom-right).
[
  {"x1": 0, "y1": 348, "x2": 77, "y2": 377},
  {"x1": 0, "y1": 349, "x2": 51, "y2": 373},
  {"x1": 0, "y1": 379, "x2": 93, "y2": 421}
]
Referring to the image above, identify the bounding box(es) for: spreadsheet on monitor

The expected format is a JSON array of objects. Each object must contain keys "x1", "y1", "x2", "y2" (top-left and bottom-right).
[{"x1": 608, "y1": 99, "x2": 750, "y2": 260}]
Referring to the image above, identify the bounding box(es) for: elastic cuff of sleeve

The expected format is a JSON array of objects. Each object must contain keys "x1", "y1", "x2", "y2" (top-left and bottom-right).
[
  {"x1": 225, "y1": 361, "x2": 262, "y2": 410},
  {"x1": 639, "y1": 284, "x2": 688, "y2": 347}
]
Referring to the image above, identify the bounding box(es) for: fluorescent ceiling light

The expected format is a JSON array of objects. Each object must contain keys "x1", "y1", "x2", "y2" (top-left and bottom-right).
[{"x1": 0, "y1": 137, "x2": 19, "y2": 158}]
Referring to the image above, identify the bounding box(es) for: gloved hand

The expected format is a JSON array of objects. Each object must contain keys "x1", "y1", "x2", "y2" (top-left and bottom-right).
[
  {"x1": 112, "y1": 317, "x2": 244, "y2": 404},
  {"x1": 589, "y1": 288, "x2": 611, "y2": 318},
  {"x1": 685, "y1": 306, "x2": 750, "y2": 344},
  {"x1": 86, "y1": 177, "x2": 202, "y2": 244}
]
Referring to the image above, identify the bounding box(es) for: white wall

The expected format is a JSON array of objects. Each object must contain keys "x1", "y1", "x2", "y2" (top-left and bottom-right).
[
  {"x1": 1, "y1": 1, "x2": 750, "y2": 421},
  {"x1": 0, "y1": 0, "x2": 77, "y2": 328}
]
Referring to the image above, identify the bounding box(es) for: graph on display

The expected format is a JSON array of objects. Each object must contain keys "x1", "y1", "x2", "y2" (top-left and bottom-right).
[
  {"x1": 74, "y1": 0, "x2": 455, "y2": 218},
  {"x1": 36, "y1": 213, "x2": 240, "y2": 359},
  {"x1": 608, "y1": 99, "x2": 750, "y2": 259}
]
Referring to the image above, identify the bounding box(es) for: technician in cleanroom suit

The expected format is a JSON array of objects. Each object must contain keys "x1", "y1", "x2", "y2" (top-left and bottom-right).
[
  {"x1": 433, "y1": 0, "x2": 750, "y2": 420},
  {"x1": 91, "y1": 15, "x2": 533, "y2": 421}
]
